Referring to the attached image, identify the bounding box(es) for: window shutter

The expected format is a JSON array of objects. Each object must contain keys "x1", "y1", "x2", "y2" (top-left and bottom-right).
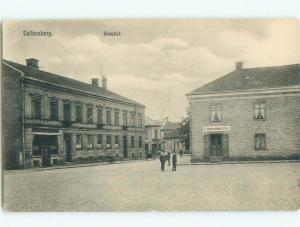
[
  {"x1": 222, "y1": 134, "x2": 229, "y2": 158},
  {"x1": 204, "y1": 135, "x2": 210, "y2": 158}
]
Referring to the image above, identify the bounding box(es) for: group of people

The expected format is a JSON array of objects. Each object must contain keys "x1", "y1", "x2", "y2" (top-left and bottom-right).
[{"x1": 159, "y1": 150, "x2": 181, "y2": 172}]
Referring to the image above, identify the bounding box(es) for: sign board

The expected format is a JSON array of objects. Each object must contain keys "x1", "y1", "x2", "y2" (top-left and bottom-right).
[{"x1": 203, "y1": 126, "x2": 230, "y2": 132}]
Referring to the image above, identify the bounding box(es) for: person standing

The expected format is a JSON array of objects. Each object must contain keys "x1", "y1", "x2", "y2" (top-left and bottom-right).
[
  {"x1": 167, "y1": 151, "x2": 171, "y2": 166},
  {"x1": 172, "y1": 152, "x2": 177, "y2": 171},
  {"x1": 159, "y1": 152, "x2": 166, "y2": 172},
  {"x1": 179, "y1": 149, "x2": 183, "y2": 159}
]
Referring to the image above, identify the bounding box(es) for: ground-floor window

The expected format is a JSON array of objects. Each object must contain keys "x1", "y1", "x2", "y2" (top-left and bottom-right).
[
  {"x1": 32, "y1": 135, "x2": 58, "y2": 155},
  {"x1": 87, "y1": 135, "x2": 94, "y2": 149},
  {"x1": 138, "y1": 136, "x2": 143, "y2": 148},
  {"x1": 255, "y1": 133, "x2": 266, "y2": 150},
  {"x1": 97, "y1": 135, "x2": 102, "y2": 148},
  {"x1": 115, "y1": 136, "x2": 120, "y2": 148},
  {"x1": 131, "y1": 136, "x2": 135, "y2": 148},
  {"x1": 76, "y1": 135, "x2": 82, "y2": 149},
  {"x1": 106, "y1": 135, "x2": 112, "y2": 149}
]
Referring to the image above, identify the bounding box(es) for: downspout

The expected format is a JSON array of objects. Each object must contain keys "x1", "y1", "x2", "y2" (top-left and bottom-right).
[{"x1": 3, "y1": 62, "x2": 26, "y2": 168}]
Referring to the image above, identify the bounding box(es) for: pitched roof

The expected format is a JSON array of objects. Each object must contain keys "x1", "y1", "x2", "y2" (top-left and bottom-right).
[
  {"x1": 161, "y1": 121, "x2": 180, "y2": 131},
  {"x1": 189, "y1": 63, "x2": 300, "y2": 95},
  {"x1": 164, "y1": 128, "x2": 183, "y2": 139},
  {"x1": 3, "y1": 59, "x2": 144, "y2": 107},
  {"x1": 145, "y1": 116, "x2": 161, "y2": 126}
]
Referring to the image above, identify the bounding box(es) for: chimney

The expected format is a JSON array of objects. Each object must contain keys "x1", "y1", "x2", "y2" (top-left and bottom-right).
[
  {"x1": 236, "y1": 61, "x2": 243, "y2": 71},
  {"x1": 91, "y1": 78, "x2": 99, "y2": 87},
  {"x1": 102, "y1": 76, "x2": 107, "y2": 90},
  {"x1": 26, "y1": 58, "x2": 39, "y2": 69}
]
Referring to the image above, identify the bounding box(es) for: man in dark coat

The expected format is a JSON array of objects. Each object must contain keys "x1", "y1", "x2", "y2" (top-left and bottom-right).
[
  {"x1": 172, "y1": 152, "x2": 177, "y2": 171},
  {"x1": 159, "y1": 152, "x2": 166, "y2": 172},
  {"x1": 167, "y1": 151, "x2": 171, "y2": 166}
]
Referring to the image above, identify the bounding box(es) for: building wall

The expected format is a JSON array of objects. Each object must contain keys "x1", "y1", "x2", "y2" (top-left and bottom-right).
[
  {"x1": 190, "y1": 92, "x2": 300, "y2": 161},
  {"x1": 144, "y1": 125, "x2": 161, "y2": 154},
  {"x1": 2, "y1": 64, "x2": 23, "y2": 169},
  {"x1": 164, "y1": 139, "x2": 183, "y2": 153}
]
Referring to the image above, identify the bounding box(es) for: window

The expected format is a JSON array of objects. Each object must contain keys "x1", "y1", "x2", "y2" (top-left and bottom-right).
[
  {"x1": 115, "y1": 136, "x2": 120, "y2": 148},
  {"x1": 255, "y1": 103, "x2": 266, "y2": 120},
  {"x1": 131, "y1": 136, "x2": 135, "y2": 148},
  {"x1": 130, "y1": 112, "x2": 135, "y2": 126},
  {"x1": 210, "y1": 105, "x2": 222, "y2": 122},
  {"x1": 138, "y1": 136, "x2": 143, "y2": 148},
  {"x1": 114, "y1": 111, "x2": 120, "y2": 126},
  {"x1": 97, "y1": 108, "x2": 103, "y2": 124},
  {"x1": 106, "y1": 135, "x2": 112, "y2": 148},
  {"x1": 75, "y1": 105, "x2": 82, "y2": 123},
  {"x1": 97, "y1": 135, "x2": 102, "y2": 148},
  {"x1": 31, "y1": 95, "x2": 41, "y2": 119},
  {"x1": 76, "y1": 135, "x2": 82, "y2": 149},
  {"x1": 63, "y1": 102, "x2": 71, "y2": 121},
  {"x1": 255, "y1": 134, "x2": 266, "y2": 150},
  {"x1": 87, "y1": 106, "x2": 93, "y2": 124},
  {"x1": 106, "y1": 110, "x2": 112, "y2": 125},
  {"x1": 49, "y1": 98, "x2": 58, "y2": 120},
  {"x1": 154, "y1": 129, "x2": 158, "y2": 139},
  {"x1": 138, "y1": 114, "x2": 143, "y2": 127},
  {"x1": 123, "y1": 111, "x2": 128, "y2": 126},
  {"x1": 87, "y1": 135, "x2": 94, "y2": 149},
  {"x1": 145, "y1": 130, "x2": 148, "y2": 139}
]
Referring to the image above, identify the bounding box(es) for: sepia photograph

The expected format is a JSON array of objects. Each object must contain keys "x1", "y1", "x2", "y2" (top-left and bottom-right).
[{"x1": 1, "y1": 19, "x2": 300, "y2": 212}]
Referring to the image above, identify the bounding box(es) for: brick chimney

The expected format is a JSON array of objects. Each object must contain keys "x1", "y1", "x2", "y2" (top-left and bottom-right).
[
  {"x1": 236, "y1": 61, "x2": 243, "y2": 71},
  {"x1": 26, "y1": 58, "x2": 39, "y2": 69},
  {"x1": 102, "y1": 76, "x2": 107, "y2": 90},
  {"x1": 91, "y1": 78, "x2": 99, "y2": 87}
]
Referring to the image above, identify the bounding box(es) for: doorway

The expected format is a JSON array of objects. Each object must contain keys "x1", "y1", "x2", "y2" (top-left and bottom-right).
[
  {"x1": 210, "y1": 134, "x2": 223, "y2": 156},
  {"x1": 123, "y1": 136, "x2": 128, "y2": 158},
  {"x1": 32, "y1": 135, "x2": 58, "y2": 166},
  {"x1": 64, "y1": 134, "x2": 72, "y2": 162}
]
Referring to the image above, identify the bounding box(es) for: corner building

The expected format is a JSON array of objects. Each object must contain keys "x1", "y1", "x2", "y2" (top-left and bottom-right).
[
  {"x1": 187, "y1": 62, "x2": 300, "y2": 162},
  {"x1": 2, "y1": 58, "x2": 145, "y2": 169}
]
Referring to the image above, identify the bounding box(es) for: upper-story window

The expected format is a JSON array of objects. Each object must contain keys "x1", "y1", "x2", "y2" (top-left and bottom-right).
[
  {"x1": 138, "y1": 136, "x2": 143, "y2": 148},
  {"x1": 75, "y1": 105, "x2": 82, "y2": 123},
  {"x1": 97, "y1": 108, "x2": 103, "y2": 124},
  {"x1": 31, "y1": 95, "x2": 41, "y2": 119},
  {"x1": 123, "y1": 111, "x2": 128, "y2": 126},
  {"x1": 138, "y1": 113, "x2": 143, "y2": 127},
  {"x1": 49, "y1": 97, "x2": 58, "y2": 121},
  {"x1": 87, "y1": 105, "x2": 93, "y2": 124},
  {"x1": 63, "y1": 102, "x2": 71, "y2": 121},
  {"x1": 254, "y1": 103, "x2": 266, "y2": 120},
  {"x1": 210, "y1": 105, "x2": 222, "y2": 122},
  {"x1": 131, "y1": 136, "x2": 135, "y2": 148},
  {"x1": 255, "y1": 133, "x2": 266, "y2": 150},
  {"x1": 114, "y1": 111, "x2": 120, "y2": 126},
  {"x1": 145, "y1": 130, "x2": 148, "y2": 139},
  {"x1": 130, "y1": 112, "x2": 135, "y2": 126},
  {"x1": 106, "y1": 110, "x2": 112, "y2": 125},
  {"x1": 154, "y1": 129, "x2": 158, "y2": 139}
]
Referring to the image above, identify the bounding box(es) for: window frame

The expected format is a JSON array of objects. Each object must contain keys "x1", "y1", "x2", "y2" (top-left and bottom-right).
[
  {"x1": 87, "y1": 135, "x2": 94, "y2": 149},
  {"x1": 209, "y1": 104, "x2": 222, "y2": 122},
  {"x1": 75, "y1": 104, "x2": 83, "y2": 123},
  {"x1": 49, "y1": 97, "x2": 58, "y2": 121},
  {"x1": 87, "y1": 105, "x2": 94, "y2": 124},
  {"x1": 76, "y1": 134, "x2": 82, "y2": 149},
  {"x1": 31, "y1": 95, "x2": 42, "y2": 119},
  {"x1": 254, "y1": 102, "x2": 266, "y2": 121},
  {"x1": 254, "y1": 133, "x2": 266, "y2": 150}
]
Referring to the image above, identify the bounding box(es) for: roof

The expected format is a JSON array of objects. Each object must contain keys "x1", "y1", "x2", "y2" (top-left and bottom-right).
[
  {"x1": 145, "y1": 116, "x2": 161, "y2": 126},
  {"x1": 2, "y1": 59, "x2": 144, "y2": 107},
  {"x1": 161, "y1": 121, "x2": 180, "y2": 131},
  {"x1": 189, "y1": 63, "x2": 300, "y2": 95},
  {"x1": 164, "y1": 128, "x2": 183, "y2": 139}
]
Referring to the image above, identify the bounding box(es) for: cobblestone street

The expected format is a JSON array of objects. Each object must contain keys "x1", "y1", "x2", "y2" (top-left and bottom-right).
[{"x1": 3, "y1": 156, "x2": 300, "y2": 211}]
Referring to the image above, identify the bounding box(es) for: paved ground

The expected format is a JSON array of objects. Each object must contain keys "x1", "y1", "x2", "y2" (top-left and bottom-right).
[{"x1": 3, "y1": 155, "x2": 300, "y2": 211}]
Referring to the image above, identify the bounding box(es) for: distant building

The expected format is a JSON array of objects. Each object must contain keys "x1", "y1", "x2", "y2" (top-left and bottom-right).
[
  {"x1": 160, "y1": 120, "x2": 180, "y2": 139},
  {"x1": 144, "y1": 116, "x2": 162, "y2": 156},
  {"x1": 187, "y1": 62, "x2": 300, "y2": 162},
  {"x1": 163, "y1": 128, "x2": 184, "y2": 154},
  {"x1": 2, "y1": 58, "x2": 145, "y2": 169}
]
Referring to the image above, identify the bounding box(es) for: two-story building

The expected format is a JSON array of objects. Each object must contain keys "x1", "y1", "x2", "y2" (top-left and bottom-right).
[
  {"x1": 144, "y1": 116, "x2": 162, "y2": 156},
  {"x1": 2, "y1": 58, "x2": 145, "y2": 169},
  {"x1": 187, "y1": 62, "x2": 300, "y2": 162}
]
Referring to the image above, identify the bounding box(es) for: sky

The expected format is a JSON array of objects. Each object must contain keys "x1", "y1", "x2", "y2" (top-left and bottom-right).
[{"x1": 3, "y1": 19, "x2": 300, "y2": 121}]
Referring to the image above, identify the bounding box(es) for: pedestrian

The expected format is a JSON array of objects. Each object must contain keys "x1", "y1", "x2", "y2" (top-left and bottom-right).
[
  {"x1": 172, "y1": 151, "x2": 177, "y2": 171},
  {"x1": 159, "y1": 151, "x2": 166, "y2": 172},
  {"x1": 179, "y1": 149, "x2": 183, "y2": 159},
  {"x1": 167, "y1": 151, "x2": 171, "y2": 166}
]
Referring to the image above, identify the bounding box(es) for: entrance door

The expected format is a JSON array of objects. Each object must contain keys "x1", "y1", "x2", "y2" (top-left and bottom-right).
[
  {"x1": 123, "y1": 136, "x2": 128, "y2": 158},
  {"x1": 64, "y1": 134, "x2": 72, "y2": 162},
  {"x1": 210, "y1": 134, "x2": 223, "y2": 156}
]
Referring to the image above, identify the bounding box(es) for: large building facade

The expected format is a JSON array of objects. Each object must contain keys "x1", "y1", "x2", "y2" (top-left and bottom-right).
[
  {"x1": 2, "y1": 58, "x2": 145, "y2": 169},
  {"x1": 187, "y1": 62, "x2": 300, "y2": 162}
]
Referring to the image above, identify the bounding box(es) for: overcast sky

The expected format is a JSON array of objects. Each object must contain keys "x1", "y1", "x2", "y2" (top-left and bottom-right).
[{"x1": 3, "y1": 19, "x2": 300, "y2": 121}]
